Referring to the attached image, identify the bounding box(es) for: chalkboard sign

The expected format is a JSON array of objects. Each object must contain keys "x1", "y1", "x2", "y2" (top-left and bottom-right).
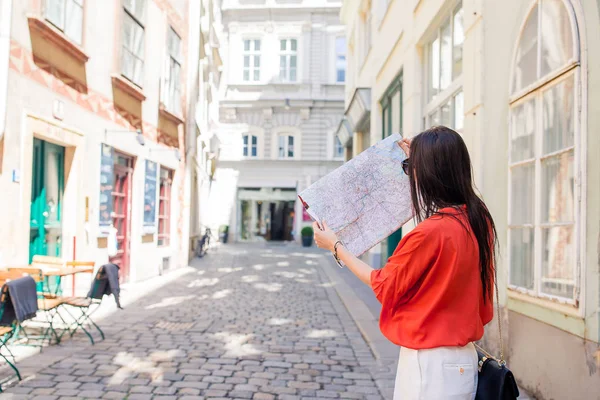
[
  {"x1": 143, "y1": 160, "x2": 158, "y2": 231},
  {"x1": 99, "y1": 144, "x2": 114, "y2": 232}
]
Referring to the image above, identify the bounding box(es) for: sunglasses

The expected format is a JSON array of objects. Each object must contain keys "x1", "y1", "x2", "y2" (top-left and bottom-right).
[{"x1": 402, "y1": 158, "x2": 410, "y2": 175}]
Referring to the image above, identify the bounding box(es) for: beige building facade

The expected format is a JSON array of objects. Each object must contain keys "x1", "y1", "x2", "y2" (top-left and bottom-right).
[
  {"x1": 340, "y1": 0, "x2": 600, "y2": 398},
  {"x1": 0, "y1": 0, "x2": 204, "y2": 285}
]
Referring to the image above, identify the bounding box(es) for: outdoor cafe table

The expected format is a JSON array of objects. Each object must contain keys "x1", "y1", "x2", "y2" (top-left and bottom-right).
[{"x1": 5, "y1": 262, "x2": 95, "y2": 296}]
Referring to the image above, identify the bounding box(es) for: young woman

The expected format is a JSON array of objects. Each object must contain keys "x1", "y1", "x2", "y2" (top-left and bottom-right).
[{"x1": 313, "y1": 126, "x2": 496, "y2": 400}]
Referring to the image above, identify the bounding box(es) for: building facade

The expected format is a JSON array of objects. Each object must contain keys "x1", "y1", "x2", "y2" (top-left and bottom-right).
[
  {"x1": 0, "y1": 0, "x2": 201, "y2": 284},
  {"x1": 340, "y1": 0, "x2": 600, "y2": 398},
  {"x1": 213, "y1": 0, "x2": 345, "y2": 242},
  {"x1": 188, "y1": 0, "x2": 224, "y2": 254}
]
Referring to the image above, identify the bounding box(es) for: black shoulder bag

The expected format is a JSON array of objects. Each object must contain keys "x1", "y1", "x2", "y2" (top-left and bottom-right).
[{"x1": 475, "y1": 266, "x2": 520, "y2": 400}]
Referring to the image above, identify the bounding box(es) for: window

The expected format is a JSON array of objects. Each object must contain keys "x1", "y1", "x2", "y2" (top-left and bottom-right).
[
  {"x1": 334, "y1": 136, "x2": 344, "y2": 158},
  {"x1": 45, "y1": 0, "x2": 84, "y2": 44},
  {"x1": 162, "y1": 27, "x2": 182, "y2": 115},
  {"x1": 243, "y1": 39, "x2": 261, "y2": 82},
  {"x1": 508, "y1": 0, "x2": 580, "y2": 304},
  {"x1": 381, "y1": 74, "x2": 402, "y2": 138},
  {"x1": 279, "y1": 39, "x2": 298, "y2": 82},
  {"x1": 122, "y1": 0, "x2": 146, "y2": 87},
  {"x1": 278, "y1": 135, "x2": 295, "y2": 158},
  {"x1": 424, "y1": 4, "x2": 463, "y2": 130},
  {"x1": 335, "y1": 37, "x2": 346, "y2": 83},
  {"x1": 158, "y1": 167, "x2": 173, "y2": 246},
  {"x1": 243, "y1": 134, "x2": 258, "y2": 157}
]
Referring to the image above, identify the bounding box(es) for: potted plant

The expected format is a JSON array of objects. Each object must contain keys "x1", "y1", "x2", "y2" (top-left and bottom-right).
[
  {"x1": 219, "y1": 225, "x2": 229, "y2": 244},
  {"x1": 301, "y1": 226, "x2": 314, "y2": 247}
]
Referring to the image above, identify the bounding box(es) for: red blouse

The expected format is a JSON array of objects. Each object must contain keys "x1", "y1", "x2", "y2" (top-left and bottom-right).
[{"x1": 370, "y1": 207, "x2": 493, "y2": 349}]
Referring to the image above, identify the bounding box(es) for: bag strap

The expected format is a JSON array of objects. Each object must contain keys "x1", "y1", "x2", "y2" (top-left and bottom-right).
[{"x1": 494, "y1": 260, "x2": 505, "y2": 365}]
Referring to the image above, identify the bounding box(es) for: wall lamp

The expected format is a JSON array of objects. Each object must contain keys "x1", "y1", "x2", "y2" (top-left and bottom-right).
[
  {"x1": 104, "y1": 128, "x2": 145, "y2": 146},
  {"x1": 284, "y1": 98, "x2": 291, "y2": 110}
]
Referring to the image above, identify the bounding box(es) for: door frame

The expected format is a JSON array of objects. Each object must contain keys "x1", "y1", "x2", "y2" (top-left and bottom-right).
[
  {"x1": 111, "y1": 152, "x2": 134, "y2": 282},
  {"x1": 29, "y1": 138, "x2": 66, "y2": 262}
]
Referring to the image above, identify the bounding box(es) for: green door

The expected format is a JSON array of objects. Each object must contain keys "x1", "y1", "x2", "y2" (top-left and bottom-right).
[{"x1": 29, "y1": 139, "x2": 65, "y2": 263}]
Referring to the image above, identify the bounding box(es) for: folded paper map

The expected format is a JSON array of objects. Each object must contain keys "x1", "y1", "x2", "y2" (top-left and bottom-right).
[{"x1": 298, "y1": 133, "x2": 414, "y2": 257}]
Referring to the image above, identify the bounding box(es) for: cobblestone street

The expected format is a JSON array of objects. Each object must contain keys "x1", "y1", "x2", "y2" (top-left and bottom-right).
[{"x1": 0, "y1": 244, "x2": 397, "y2": 400}]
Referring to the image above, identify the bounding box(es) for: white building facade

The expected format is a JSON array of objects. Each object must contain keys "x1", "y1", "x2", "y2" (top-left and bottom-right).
[
  {"x1": 214, "y1": 0, "x2": 346, "y2": 242},
  {"x1": 340, "y1": 0, "x2": 600, "y2": 398}
]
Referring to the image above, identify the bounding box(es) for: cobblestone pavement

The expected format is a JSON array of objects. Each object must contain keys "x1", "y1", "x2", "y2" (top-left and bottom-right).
[{"x1": 0, "y1": 243, "x2": 396, "y2": 400}]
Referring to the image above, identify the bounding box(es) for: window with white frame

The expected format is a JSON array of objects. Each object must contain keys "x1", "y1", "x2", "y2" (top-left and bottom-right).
[
  {"x1": 243, "y1": 39, "x2": 261, "y2": 82},
  {"x1": 45, "y1": 0, "x2": 84, "y2": 44},
  {"x1": 334, "y1": 136, "x2": 344, "y2": 158},
  {"x1": 424, "y1": 4, "x2": 464, "y2": 130},
  {"x1": 243, "y1": 134, "x2": 258, "y2": 158},
  {"x1": 508, "y1": 0, "x2": 581, "y2": 304},
  {"x1": 122, "y1": 0, "x2": 146, "y2": 87},
  {"x1": 279, "y1": 39, "x2": 298, "y2": 82},
  {"x1": 162, "y1": 27, "x2": 182, "y2": 115},
  {"x1": 278, "y1": 134, "x2": 295, "y2": 158},
  {"x1": 335, "y1": 37, "x2": 346, "y2": 83}
]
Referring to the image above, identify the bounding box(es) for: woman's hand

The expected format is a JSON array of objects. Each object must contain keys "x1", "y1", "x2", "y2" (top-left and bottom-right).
[
  {"x1": 399, "y1": 137, "x2": 411, "y2": 158},
  {"x1": 313, "y1": 220, "x2": 338, "y2": 252}
]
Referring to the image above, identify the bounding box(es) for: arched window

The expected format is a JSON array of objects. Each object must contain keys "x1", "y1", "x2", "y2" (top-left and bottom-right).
[{"x1": 508, "y1": 0, "x2": 581, "y2": 304}]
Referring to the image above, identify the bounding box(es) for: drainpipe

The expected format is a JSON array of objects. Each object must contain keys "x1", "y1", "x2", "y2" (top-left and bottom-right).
[{"x1": 0, "y1": 0, "x2": 12, "y2": 141}]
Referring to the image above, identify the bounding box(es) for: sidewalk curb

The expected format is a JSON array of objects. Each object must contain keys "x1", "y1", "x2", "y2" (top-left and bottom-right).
[
  {"x1": 317, "y1": 254, "x2": 398, "y2": 400},
  {"x1": 318, "y1": 255, "x2": 398, "y2": 362}
]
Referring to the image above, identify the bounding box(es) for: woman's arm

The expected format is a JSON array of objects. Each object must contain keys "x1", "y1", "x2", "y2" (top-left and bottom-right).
[{"x1": 313, "y1": 221, "x2": 374, "y2": 287}]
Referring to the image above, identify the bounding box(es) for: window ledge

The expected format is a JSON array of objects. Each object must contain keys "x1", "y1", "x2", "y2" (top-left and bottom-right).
[
  {"x1": 27, "y1": 15, "x2": 89, "y2": 64},
  {"x1": 507, "y1": 288, "x2": 585, "y2": 338},
  {"x1": 159, "y1": 104, "x2": 185, "y2": 125},
  {"x1": 111, "y1": 74, "x2": 146, "y2": 102}
]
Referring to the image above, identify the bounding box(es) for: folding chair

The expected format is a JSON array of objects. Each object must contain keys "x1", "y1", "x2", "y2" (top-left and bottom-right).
[
  {"x1": 4, "y1": 268, "x2": 64, "y2": 346},
  {"x1": 61, "y1": 266, "x2": 119, "y2": 344},
  {"x1": 0, "y1": 283, "x2": 21, "y2": 391}
]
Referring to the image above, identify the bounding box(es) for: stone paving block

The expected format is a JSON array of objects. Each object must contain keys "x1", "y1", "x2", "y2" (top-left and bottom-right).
[
  {"x1": 317, "y1": 391, "x2": 340, "y2": 398},
  {"x1": 78, "y1": 390, "x2": 105, "y2": 398},
  {"x1": 103, "y1": 392, "x2": 128, "y2": 399},
  {"x1": 126, "y1": 395, "x2": 153, "y2": 400},
  {"x1": 154, "y1": 386, "x2": 178, "y2": 395},
  {"x1": 253, "y1": 393, "x2": 275, "y2": 400},
  {"x1": 288, "y1": 382, "x2": 320, "y2": 390},
  {"x1": 30, "y1": 388, "x2": 56, "y2": 395},
  {"x1": 131, "y1": 385, "x2": 153, "y2": 393},
  {"x1": 178, "y1": 387, "x2": 201, "y2": 395},
  {"x1": 229, "y1": 390, "x2": 254, "y2": 399},
  {"x1": 173, "y1": 381, "x2": 210, "y2": 389},
  {"x1": 53, "y1": 388, "x2": 80, "y2": 396},
  {"x1": 203, "y1": 389, "x2": 228, "y2": 397},
  {"x1": 21, "y1": 380, "x2": 56, "y2": 388}
]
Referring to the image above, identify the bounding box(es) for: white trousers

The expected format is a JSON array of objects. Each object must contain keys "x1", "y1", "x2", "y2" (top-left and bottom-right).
[{"x1": 393, "y1": 342, "x2": 478, "y2": 400}]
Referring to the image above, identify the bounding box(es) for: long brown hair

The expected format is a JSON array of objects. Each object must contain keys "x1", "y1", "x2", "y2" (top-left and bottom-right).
[{"x1": 408, "y1": 126, "x2": 497, "y2": 302}]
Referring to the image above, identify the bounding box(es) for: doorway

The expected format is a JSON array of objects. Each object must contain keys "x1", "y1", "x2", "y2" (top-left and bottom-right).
[
  {"x1": 111, "y1": 152, "x2": 134, "y2": 282},
  {"x1": 29, "y1": 139, "x2": 65, "y2": 262},
  {"x1": 269, "y1": 201, "x2": 295, "y2": 241}
]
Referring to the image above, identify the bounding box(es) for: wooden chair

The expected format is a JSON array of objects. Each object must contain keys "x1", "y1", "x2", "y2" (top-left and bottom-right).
[
  {"x1": 60, "y1": 267, "x2": 111, "y2": 344},
  {"x1": 0, "y1": 280, "x2": 21, "y2": 391},
  {"x1": 3, "y1": 268, "x2": 64, "y2": 346}
]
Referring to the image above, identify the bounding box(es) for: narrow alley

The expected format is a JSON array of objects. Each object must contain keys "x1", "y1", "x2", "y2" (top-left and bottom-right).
[{"x1": 0, "y1": 244, "x2": 397, "y2": 400}]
